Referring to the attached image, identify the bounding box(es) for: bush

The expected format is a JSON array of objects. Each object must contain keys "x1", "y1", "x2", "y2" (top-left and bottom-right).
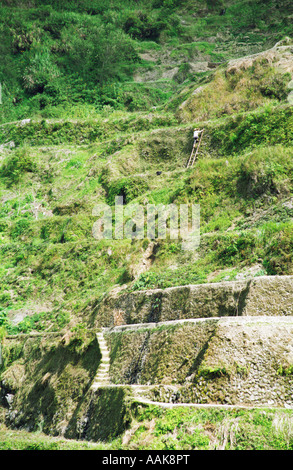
[
  {"x1": 68, "y1": 24, "x2": 139, "y2": 84},
  {"x1": 123, "y1": 11, "x2": 163, "y2": 41},
  {"x1": 10, "y1": 218, "x2": 31, "y2": 239},
  {"x1": 211, "y1": 106, "x2": 293, "y2": 155},
  {"x1": 131, "y1": 272, "x2": 162, "y2": 291},
  {"x1": 22, "y1": 45, "x2": 60, "y2": 96},
  {"x1": 173, "y1": 63, "x2": 192, "y2": 84},
  {"x1": 236, "y1": 146, "x2": 292, "y2": 199},
  {"x1": 0, "y1": 147, "x2": 36, "y2": 185},
  {"x1": 217, "y1": 232, "x2": 257, "y2": 266},
  {"x1": 106, "y1": 177, "x2": 149, "y2": 206},
  {"x1": 263, "y1": 222, "x2": 293, "y2": 275},
  {"x1": 259, "y1": 72, "x2": 291, "y2": 101}
]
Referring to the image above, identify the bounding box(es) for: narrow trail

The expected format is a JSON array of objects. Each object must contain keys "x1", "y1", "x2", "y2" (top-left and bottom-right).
[
  {"x1": 129, "y1": 395, "x2": 291, "y2": 411},
  {"x1": 90, "y1": 381, "x2": 292, "y2": 411}
]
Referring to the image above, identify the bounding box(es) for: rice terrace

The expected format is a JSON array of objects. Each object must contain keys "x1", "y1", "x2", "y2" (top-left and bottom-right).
[{"x1": 0, "y1": 0, "x2": 293, "y2": 454}]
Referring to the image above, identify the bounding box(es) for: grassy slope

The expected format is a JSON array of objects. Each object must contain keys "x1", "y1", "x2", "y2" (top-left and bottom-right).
[
  {"x1": 0, "y1": 0, "x2": 292, "y2": 122},
  {"x1": 1, "y1": 104, "x2": 293, "y2": 333},
  {"x1": 1, "y1": 406, "x2": 293, "y2": 450}
]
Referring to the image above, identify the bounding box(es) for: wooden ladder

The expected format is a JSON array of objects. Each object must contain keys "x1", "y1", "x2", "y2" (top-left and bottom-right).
[{"x1": 186, "y1": 130, "x2": 204, "y2": 168}]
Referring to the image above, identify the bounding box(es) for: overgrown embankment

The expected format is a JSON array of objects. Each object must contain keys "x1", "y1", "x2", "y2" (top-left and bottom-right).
[
  {"x1": 0, "y1": 330, "x2": 134, "y2": 442},
  {"x1": 0, "y1": 1, "x2": 293, "y2": 451},
  {"x1": 0, "y1": 330, "x2": 100, "y2": 435},
  {"x1": 1, "y1": 106, "x2": 293, "y2": 334},
  {"x1": 1, "y1": 0, "x2": 292, "y2": 124},
  {"x1": 0, "y1": 113, "x2": 177, "y2": 147}
]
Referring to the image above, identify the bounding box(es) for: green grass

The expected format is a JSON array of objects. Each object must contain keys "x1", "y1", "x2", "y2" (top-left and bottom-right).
[
  {"x1": 0, "y1": 134, "x2": 293, "y2": 334},
  {"x1": 0, "y1": 0, "x2": 291, "y2": 124},
  {"x1": 123, "y1": 404, "x2": 293, "y2": 450},
  {"x1": 0, "y1": 425, "x2": 118, "y2": 450},
  {"x1": 0, "y1": 0, "x2": 292, "y2": 449},
  {"x1": 0, "y1": 405, "x2": 293, "y2": 450}
]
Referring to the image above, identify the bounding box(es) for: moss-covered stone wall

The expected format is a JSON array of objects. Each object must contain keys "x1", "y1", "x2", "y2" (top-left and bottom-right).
[
  {"x1": 0, "y1": 330, "x2": 100, "y2": 435},
  {"x1": 106, "y1": 317, "x2": 293, "y2": 407},
  {"x1": 96, "y1": 275, "x2": 293, "y2": 327}
]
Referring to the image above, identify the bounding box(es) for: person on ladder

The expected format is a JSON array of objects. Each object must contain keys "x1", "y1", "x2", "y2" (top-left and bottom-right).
[
  {"x1": 186, "y1": 128, "x2": 204, "y2": 168},
  {"x1": 193, "y1": 128, "x2": 204, "y2": 145}
]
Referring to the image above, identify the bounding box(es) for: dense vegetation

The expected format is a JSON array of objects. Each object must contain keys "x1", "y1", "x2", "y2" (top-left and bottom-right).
[
  {"x1": 0, "y1": 0, "x2": 291, "y2": 333},
  {"x1": 0, "y1": 0, "x2": 292, "y2": 122},
  {"x1": 1, "y1": 406, "x2": 293, "y2": 450}
]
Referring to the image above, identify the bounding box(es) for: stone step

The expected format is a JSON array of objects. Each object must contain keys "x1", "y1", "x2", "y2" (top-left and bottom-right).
[{"x1": 91, "y1": 330, "x2": 111, "y2": 391}]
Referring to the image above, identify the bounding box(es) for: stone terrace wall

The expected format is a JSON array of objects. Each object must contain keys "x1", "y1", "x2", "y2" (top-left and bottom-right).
[
  {"x1": 105, "y1": 317, "x2": 293, "y2": 407},
  {"x1": 94, "y1": 275, "x2": 293, "y2": 327}
]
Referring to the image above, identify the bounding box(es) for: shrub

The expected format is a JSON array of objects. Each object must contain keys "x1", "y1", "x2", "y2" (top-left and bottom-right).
[
  {"x1": 263, "y1": 222, "x2": 293, "y2": 275},
  {"x1": 10, "y1": 218, "x2": 31, "y2": 239},
  {"x1": 259, "y1": 72, "x2": 291, "y2": 101},
  {"x1": 0, "y1": 147, "x2": 36, "y2": 185},
  {"x1": 123, "y1": 11, "x2": 163, "y2": 41},
  {"x1": 217, "y1": 232, "x2": 257, "y2": 266},
  {"x1": 106, "y1": 178, "x2": 149, "y2": 206},
  {"x1": 173, "y1": 63, "x2": 192, "y2": 84},
  {"x1": 236, "y1": 146, "x2": 293, "y2": 199},
  {"x1": 131, "y1": 272, "x2": 162, "y2": 291},
  {"x1": 68, "y1": 24, "x2": 139, "y2": 84},
  {"x1": 22, "y1": 45, "x2": 60, "y2": 96}
]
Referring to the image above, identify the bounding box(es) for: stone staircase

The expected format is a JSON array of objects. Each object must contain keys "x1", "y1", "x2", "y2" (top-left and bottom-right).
[
  {"x1": 90, "y1": 276, "x2": 293, "y2": 409},
  {"x1": 91, "y1": 329, "x2": 110, "y2": 390}
]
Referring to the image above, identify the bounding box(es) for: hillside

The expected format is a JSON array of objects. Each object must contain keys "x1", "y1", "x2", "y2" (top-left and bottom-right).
[
  {"x1": 1, "y1": 0, "x2": 292, "y2": 122},
  {"x1": 0, "y1": 0, "x2": 293, "y2": 452}
]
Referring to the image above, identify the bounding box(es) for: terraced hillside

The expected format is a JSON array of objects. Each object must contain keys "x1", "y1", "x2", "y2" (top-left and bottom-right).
[{"x1": 0, "y1": 0, "x2": 293, "y2": 451}]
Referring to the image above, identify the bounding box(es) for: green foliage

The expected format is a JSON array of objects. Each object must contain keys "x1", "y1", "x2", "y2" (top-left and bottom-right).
[
  {"x1": 198, "y1": 365, "x2": 231, "y2": 379},
  {"x1": 217, "y1": 232, "x2": 257, "y2": 266},
  {"x1": 277, "y1": 365, "x2": 293, "y2": 376},
  {"x1": 0, "y1": 325, "x2": 7, "y2": 342},
  {"x1": 0, "y1": 0, "x2": 290, "y2": 122},
  {"x1": 131, "y1": 272, "x2": 162, "y2": 291},
  {"x1": 211, "y1": 105, "x2": 293, "y2": 155},
  {"x1": 0, "y1": 147, "x2": 36, "y2": 185},
  {"x1": 22, "y1": 45, "x2": 60, "y2": 96},
  {"x1": 0, "y1": 112, "x2": 177, "y2": 146},
  {"x1": 0, "y1": 0, "x2": 292, "y2": 452},
  {"x1": 152, "y1": 0, "x2": 183, "y2": 10},
  {"x1": 0, "y1": 426, "x2": 115, "y2": 450},
  {"x1": 106, "y1": 177, "x2": 149, "y2": 205},
  {"x1": 262, "y1": 221, "x2": 293, "y2": 275},
  {"x1": 259, "y1": 72, "x2": 291, "y2": 101},
  {"x1": 131, "y1": 404, "x2": 293, "y2": 450},
  {"x1": 236, "y1": 145, "x2": 293, "y2": 199},
  {"x1": 10, "y1": 218, "x2": 31, "y2": 239},
  {"x1": 2, "y1": 404, "x2": 290, "y2": 450},
  {"x1": 123, "y1": 11, "x2": 163, "y2": 41},
  {"x1": 68, "y1": 24, "x2": 139, "y2": 84},
  {"x1": 173, "y1": 63, "x2": 192, "y2": 84}
]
